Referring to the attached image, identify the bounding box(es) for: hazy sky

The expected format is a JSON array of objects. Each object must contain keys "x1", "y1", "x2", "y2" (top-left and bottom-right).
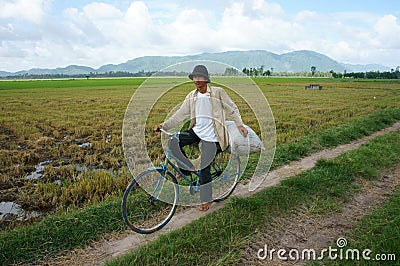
[{"x1": 1, "y1": 0, "x2": 399, "y2": 72}]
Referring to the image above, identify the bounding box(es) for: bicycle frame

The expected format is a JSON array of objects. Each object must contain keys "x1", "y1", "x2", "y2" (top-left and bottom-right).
[
  {"x1": 144, "y1": 129, "x2": 240, "y2": 202},
  {"x1": 146, "y1": 131, "x2": 203, "y2": 196}
]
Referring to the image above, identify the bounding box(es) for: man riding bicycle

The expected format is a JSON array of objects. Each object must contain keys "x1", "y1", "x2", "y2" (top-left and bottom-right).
[{"x1": 154, "y1": 65, "x2": 248, "y2": 211}]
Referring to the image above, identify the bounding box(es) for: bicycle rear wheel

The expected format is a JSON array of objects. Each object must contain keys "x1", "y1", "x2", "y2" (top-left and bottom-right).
[{"x1": 122, "y1": 169, "x2": 179, "y2": 234}]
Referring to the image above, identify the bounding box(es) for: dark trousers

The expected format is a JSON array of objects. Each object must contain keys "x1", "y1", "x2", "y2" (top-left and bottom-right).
[{"x1": 171, "y1": 129, "x2": 222, "y2": 202}]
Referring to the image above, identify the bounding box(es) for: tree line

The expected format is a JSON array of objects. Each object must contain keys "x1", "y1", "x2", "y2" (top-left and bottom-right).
[
  {"x1": 2, "y1": 66, "x2": 400, "y2": 80},
  {"x1": 240, "y1": 65, "x2": 400, "y2": 79},
  {"x1": 333, "y1": 67, "x2": 400, "y2": 79},
  {"x1": 240, "y1": 66, "x2": 273, "y2": 77}
]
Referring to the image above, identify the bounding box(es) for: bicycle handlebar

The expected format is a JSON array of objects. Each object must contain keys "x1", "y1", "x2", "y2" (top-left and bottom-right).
[
  {"x1": 159, "y1": 128, "x2": 173, "y2": 136},
  {"x1": 159, "y1": 128, "x2": 190, "y2": 137}
]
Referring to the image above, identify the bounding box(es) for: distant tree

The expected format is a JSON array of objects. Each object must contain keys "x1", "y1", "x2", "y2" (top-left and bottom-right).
[
  {"x1": 263, "y1": 69, "x2": 271, "y2": 77},
  {"x1": 259, "y1": 65, "x2": 264, "y2": 76},
  {"x1": 311, "y1": 66, "x2": 316, "y2": 77},
  {"x1": 224, "y1": 67, "x2": 238, "y2": 76},
  {"x1": 332, "y1": 72, "x2": 343, "y2": 78},
  {"x1": 253, "y1": 68, "x2": 259, "y2": 76}
]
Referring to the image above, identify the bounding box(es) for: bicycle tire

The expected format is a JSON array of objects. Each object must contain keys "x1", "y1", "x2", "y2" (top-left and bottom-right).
[
  {"x1": 122, "y1": 169, "x2": 179, "y2": 234},
  {"x1": 212, "y1": 153, "x2": 241, "y2": 202}
]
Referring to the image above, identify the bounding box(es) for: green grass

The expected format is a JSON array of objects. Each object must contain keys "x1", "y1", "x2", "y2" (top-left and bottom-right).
[{"x1": 105, "y1": 131, "x2": 400, "y2": 266}]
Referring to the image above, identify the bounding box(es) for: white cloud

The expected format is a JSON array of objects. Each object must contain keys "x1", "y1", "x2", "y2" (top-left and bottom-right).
[
  {"x1": 124, "y1": 1, "x2": 152, "y2": 28},
  {"x1": 250, "y1": 0, "x2": 284, "y2": 18},
  {"x1": 83, "y1": 2, "x2": 123, "y2": 20},
  {"x1": 0, "y1": 0, "x2": 50, "y2": 24},
  {"x1": 0, "y1": 22, "x2": 40, "y2": 41},
  {"x1": 163, "y1": 9, "x2": 217, "y2": 53},
  {"x1": 217, "y1": 1, "x2": 298, "y2": 52},
  {"x1": 63, "y1": 7, "x2": 108, "y2": 47},
  {"x1": 0, "y1": 41, "x2": 27, "y2": 58},
  {"x1": 372, "y1": 14, "x2": 400, "y2": 49},
  {"x1": 317, "y1": 19, "x2": 399, "y2": 67}
]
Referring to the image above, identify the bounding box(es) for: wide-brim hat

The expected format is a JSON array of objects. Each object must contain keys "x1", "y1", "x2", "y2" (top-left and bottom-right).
[{"x1": 188, "y1": 65, "x2": 211, "y2": 83}]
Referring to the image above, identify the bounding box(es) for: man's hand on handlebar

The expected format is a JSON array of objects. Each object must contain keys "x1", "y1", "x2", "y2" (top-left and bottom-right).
[{"x1": 153, "y1": 124, "x2": 162, "y2": 133}]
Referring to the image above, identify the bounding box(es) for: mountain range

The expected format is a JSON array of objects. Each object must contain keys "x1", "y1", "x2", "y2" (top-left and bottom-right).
[{"x1": 0, "y1": 50, "x2": 391, "y2": 77}]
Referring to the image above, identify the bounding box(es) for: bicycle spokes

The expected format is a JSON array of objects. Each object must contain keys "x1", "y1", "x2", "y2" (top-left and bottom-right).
[{"x1": 122, "y1": 169, "x2": 179, "y2": 234}]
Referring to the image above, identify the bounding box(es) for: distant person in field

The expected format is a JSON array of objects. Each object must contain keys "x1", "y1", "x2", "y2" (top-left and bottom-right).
[{"x1": 154, "y1": 64, "x2": 248, "y2": 211}]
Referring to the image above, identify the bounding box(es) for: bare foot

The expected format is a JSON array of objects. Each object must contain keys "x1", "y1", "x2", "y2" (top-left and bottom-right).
[{"x1": 199, "y1": 202, "x2": 212, "y2": 211}]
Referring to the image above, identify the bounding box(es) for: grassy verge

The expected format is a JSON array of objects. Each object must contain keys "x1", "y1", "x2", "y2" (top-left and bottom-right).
[
  {"x1": 0, "y1": 110, "x2": 399, "y2": 265},
  {"x1": 105, "y1": 131, "x2": 400, "y2": 266}
]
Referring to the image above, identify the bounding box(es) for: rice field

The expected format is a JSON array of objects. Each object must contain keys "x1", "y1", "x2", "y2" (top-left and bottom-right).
[{"x1": 0, "y1": 77, "x2": 399, "y2": 229}]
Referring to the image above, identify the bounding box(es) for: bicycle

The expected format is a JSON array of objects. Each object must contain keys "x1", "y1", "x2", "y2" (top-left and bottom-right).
[{"x1": 122, "y1": 128, "x2": 241, "y2": 234}]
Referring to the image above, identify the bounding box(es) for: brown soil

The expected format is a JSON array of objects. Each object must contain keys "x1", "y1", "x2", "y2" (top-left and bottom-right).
[{"x1": 42, "y1": 122, "x2": 400, "y2": 265}]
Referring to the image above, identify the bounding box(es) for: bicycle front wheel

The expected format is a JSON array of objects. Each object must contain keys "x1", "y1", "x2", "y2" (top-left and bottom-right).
[{"x1": 122, "y1": 169, "x2": 179, "y2": 234}]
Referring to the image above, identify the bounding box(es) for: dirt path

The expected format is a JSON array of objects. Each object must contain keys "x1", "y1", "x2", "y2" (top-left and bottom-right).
[{"x1": 45, "y1": 122, "x2": 400, "y2": 265}]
